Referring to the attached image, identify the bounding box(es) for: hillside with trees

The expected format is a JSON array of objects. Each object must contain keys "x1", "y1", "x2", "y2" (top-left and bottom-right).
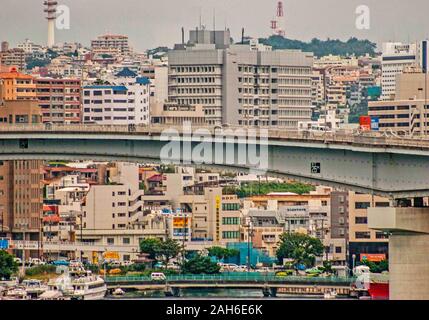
[{"x1": 257, "y1": 36, "x2": 377, "y2": 57}]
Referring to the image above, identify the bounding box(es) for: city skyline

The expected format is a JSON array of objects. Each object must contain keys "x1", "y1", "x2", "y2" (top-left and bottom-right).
[{"x1": 0, "y1": 0, "x2": 429, "y2": 51}]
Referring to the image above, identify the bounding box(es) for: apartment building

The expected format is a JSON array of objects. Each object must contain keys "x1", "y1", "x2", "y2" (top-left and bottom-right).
[
  {"x1": 0, "y1": 68, "x2": 36, "y2": 101},
  {"x1": 0, "y1": 42, "x2": 26, "y2": 71},
  {"x1": 150, "y1": 102, "x2": 206, "y2": 126},
  {"x1": 368, "y1": 70, "x2": 429, "y2": 135},
  {"x1": 0, "y1": 100, "x2": 42, "y2": 124},
  {"x1": 178, "y1": 188, "x2": 241, "y2": 245},
  {"x1": 82, "y1": 69, "x2": 150, "y2": 125},
  {"x1": 17, "y1": 39, "x2": 43, "y2": 55},
  {"x1": 168, "y1": 28, "x2": 314, "y2": 127},
  {"x1": 91, "y1": 34, "x2": 130, "y2": 56},
  {"x1": 348, "y1": 191, "x2": 390, "y2": 266},
  {"x1": 0, "y1": 160, "x2": 44, "y2": 259},
  {"x1": 35, "y1": 78, "x2": 82, "y2": 123},
  {"x1": 381, "y1": 42, "x2": 418, "y2": 100}
]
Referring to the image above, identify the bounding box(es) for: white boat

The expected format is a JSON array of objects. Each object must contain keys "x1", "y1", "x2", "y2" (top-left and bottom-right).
[
  {"x1": 112, "y1": 288, "x2": 125, "y2": 296},
  {"x1": 40, "y1": 275, "x2": 74, "y2": 300},
  {"x1": 22, "y1": 279, "x2": 48, "y2": 298},
  {"x1": 70, "y1": 272, "x2": 107, "y2": 300},
  {"x1": 4, "y1": 287, "x2": 30, "y2": 300},
  {"x1": 0, "y1": 277, "x2": 19, "y2": 288},
  {"x1": 324, "y1": 290, "x2": 337, "y2": 299}
]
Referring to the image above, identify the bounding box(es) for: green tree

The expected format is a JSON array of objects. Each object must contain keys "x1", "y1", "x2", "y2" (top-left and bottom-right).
[
  {"x1": 276, "y1": 233, "x2": 324, "y2": 268},
  {"x1": 181, "y1": 254, "x2": 221, "y2": 274},
  {"x1": 207, "y1": 247, "x2": 239, "y2": 261},
  {"x1": 139, "y1": 238, "x2": 162, "y2": 260},
  {"x1": 361, "y1": 259, "x2": 389, "y2": 273},
  {"x1": 156, "y1": 238, "x2": 182, "y2": 266},
  {"x1": 0, "y1": 250, "x2": 18, "y2": 280}
]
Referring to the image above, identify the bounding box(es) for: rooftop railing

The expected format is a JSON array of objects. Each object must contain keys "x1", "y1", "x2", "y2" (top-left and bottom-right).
[{"x1": 105, "y1": 273, "x2": 356, "y2": 285}]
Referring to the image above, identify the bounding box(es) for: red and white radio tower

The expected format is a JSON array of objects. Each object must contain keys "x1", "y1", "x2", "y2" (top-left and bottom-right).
[{"x1": 270, "y1": 1, "x2": 286, "y2": 37}]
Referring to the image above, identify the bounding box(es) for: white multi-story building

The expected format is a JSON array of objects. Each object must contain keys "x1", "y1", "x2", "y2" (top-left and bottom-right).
[
  {"x1": 82, "y1": 68, "x2": 150, "y2": 125},
  {"x1": 168, "y1": 28, "x2": 314, "y2": 127},
  {"x1": 91, "y1": 34, "x2": 130, "y2": 56},
  {"x1": 381, "y1": 42, "x2": 418, "y2": 100},
  {"x1": 17, "y1": 39, "x2": 43, "y2": 55},
  {"x1": 80, "y1": 163, "x2": 147, "y2": 259}
]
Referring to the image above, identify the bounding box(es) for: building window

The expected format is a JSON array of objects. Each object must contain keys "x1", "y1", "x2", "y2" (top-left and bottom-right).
[
  {"x1": 335, "y1": 246, "x2": 342, "y2": 253},
  {"x1": 355, "y1": 231, "x2": 371, "y2": 239},
  {"x1": 376, "y1": 232, "x2": 389, "y2": 239},
  {"x1": 375, "y1": 202, "x2": 390, "y2": 207},
  {"x1": 355, "y1": 202, "x2": 370, "y2": 209},
  {"x1": 222, "y1": 231, "x2": 240, "y2": 239},
  {"x1": 222, "y1": 217, "x2": 240, "y2": 225},
  {"x1": 355, "y1": 217, "x2": 368, "y2": 224},
  {"x1": 107, "y1": 238, "x2": 114, "y2": 245},
  {"x1": 123, "y1": 237, "x2": 130, "y2": 244}
]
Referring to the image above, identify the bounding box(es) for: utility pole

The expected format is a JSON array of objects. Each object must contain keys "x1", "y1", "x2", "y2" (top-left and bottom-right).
[
  {"x1": 79, "y1": 213, "x2": 83, "y2": 261},
  {"x1": 20, "y1": 222, "x2": 28, "y2": 278},
  {"x1": 246, "y1": 217, "x2": 254, "y2": 272}
]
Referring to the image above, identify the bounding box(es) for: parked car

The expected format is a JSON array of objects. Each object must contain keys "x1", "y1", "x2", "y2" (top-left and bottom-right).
[
  {"x1": 109, "y1": 268, "x2": 122, "y2": 275},
  {"x1": 220, "y1": 263, "x2": 238, "y2": 272},
  {"x1": 150, "y1": 272, "x2": 166, "y2": 281},
  {"x1": 166, "y1": 263, "x2": 180, "y2": 270},
  {"x1": 120, "y1": 261, "x2": 134, "y2": 267},
  {"x1": 275, "y1": 270, "x2": 295, "y2": 277},
  {"x1": 29, "y1": 258, "x2": 46, "y2": 266},
  {"x1": 234, "y1": 265, "x2": 248, "y2": 273},
  {"x1": 51, "y1": 259, "x2": 70, "y2": 266}
]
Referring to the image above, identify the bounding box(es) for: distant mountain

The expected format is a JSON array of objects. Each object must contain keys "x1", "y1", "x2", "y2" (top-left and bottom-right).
[{"x1": 257, "y1": 36, "x2": 377, "y2": 57}]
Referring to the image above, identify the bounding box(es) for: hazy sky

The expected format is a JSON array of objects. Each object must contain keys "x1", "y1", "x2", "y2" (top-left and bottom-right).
[{"x1": 1, "y1": 0, "x2": 428, "y2": 51}]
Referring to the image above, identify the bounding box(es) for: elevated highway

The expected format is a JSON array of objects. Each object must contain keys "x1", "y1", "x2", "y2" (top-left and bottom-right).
[{"x1": 1, "y1": 124, "x2": 429, "y2": 198}]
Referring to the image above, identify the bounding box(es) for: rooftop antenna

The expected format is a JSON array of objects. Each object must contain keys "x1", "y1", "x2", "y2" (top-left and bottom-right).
[
  {"x1": 213, "y1": 8, "x2": 216, "y2": 30},
  {"x1": 199, "y1": 8, "x2": 202, "y2": 29},
  {"x1": 213, "y1": 8, "x2": 216, "y2": 44},
  {"x1": 181, "y1": 27, "x2": 185, "y2": 45},
  {"x1": 242, "y1": 28, "x2": 245, "y2": 44}
]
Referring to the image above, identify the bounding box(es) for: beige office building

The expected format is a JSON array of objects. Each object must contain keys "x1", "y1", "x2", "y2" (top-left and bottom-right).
[
  {"x1": 368, "y1": 70, "x2": 429, "y2": 135},
  {"x1": 348, "y1": 192, "x2": 390, "y2": 265}
]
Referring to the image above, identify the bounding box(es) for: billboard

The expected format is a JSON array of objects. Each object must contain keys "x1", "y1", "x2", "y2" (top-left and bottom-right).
[
  {"x1": 103, "y1": 251, "x2": 119, "y2": 260},
  {"x1": 359, "y1": 116, "x2": 371, "y2": 131},
  {"x1": 360, "y1": 253, "x2": 386, "y2": 262},
  {"x1": 371, "y1": 117, "x2": 380, "y2": 131},
  {"x1": 0, "y1": 238, "x2": 9, "y2": 250},
  {"x1": 173, "y1": 217, "x2": 189, "y2": 228}
]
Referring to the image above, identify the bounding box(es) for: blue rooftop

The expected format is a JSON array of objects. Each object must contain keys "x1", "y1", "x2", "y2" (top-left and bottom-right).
[
  {"x1": 115, "y1": 67, "x2": 138, "y2": 78},
  {"x1": 136, "y1": 77, "x2": 151, "y2": 85},
  {"x1": 84, "y1": 85, "x2": 128, "y2": 91}
]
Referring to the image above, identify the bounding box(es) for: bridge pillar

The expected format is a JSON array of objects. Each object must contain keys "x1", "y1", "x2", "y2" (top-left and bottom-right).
[{"x1": 368, "y1": 207, "x2": 429, "y2": 300}]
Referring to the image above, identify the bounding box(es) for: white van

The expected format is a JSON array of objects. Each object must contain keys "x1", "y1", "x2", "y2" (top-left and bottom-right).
[{"x1": 150, "y1": 272, "x2": 166, "y2": 281}]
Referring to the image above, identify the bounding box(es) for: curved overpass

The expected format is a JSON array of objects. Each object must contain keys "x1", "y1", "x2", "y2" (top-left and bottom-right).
[{"x1": 1, "y1": 124, "x2": 429, "y2": 198}]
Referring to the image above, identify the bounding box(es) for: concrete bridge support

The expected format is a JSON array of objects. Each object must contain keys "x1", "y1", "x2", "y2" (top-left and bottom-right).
[{"x1": 369, "y1": 206, "x2": 429, "y2": 300}]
